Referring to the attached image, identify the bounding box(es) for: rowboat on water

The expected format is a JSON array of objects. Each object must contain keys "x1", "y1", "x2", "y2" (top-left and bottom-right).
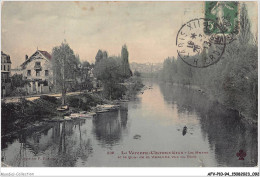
[{"x1": 64, "y1": 116, "x2": 71, "y2": 120}]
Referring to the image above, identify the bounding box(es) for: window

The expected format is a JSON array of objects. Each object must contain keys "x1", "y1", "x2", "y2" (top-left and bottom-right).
[
  {"x1": 27, "y1": 70, "x2": 31, "y2": 76},
  {"x1": 4, "y1": 65, "x2": 6, "y2": 71},
  {"x1": 36, "y1": 70, "x2": 41, "y2": 77},
  {"x1": 43, "y1": 80, "x2": 48, "y2": 86},
  {"x1": 45, "y1": 70, "x2": 49, "y2": 76},
  {"x1": 8, "y1": 65, "x2": 10, "y2": 71},
  {"x1": 35, "y1": 62, "x2": 41, "y2": 66}
]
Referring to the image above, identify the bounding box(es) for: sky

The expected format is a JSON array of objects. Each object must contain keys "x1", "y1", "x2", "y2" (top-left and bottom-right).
[{"x1": 1, "y1": 1, "x2": 258, "y2": 68}]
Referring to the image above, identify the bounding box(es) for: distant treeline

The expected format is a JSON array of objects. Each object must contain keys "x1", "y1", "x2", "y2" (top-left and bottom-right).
[{"x1": 159, "y1": 4, "x2": 258, "y2": 121}]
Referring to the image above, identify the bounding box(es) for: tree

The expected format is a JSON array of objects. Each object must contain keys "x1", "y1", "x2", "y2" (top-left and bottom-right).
[
  {"x1": 95, "y1": 49, "x2": 103, "y2": 64},
  {"x1": 239, "y1": 3, "x2": 252, "y2": 44},
  {"x1": 95, "y1": 50, "x2": 108, "y2": 64},
  {"x1": 94, "y1": 57, "x2": 125, "y2": 99},
  {"x1": 52, "y1": 41, "x2": 80, "y2": 105},
  {"x1": 11, "y1": 74, "x2": 28, "y2": 88},
  {"x1": 82, "y1": 61, "x2": 91, "y2": 68},
  {"x1": 103, "y1": 51, "x2": 108, "y2": 60},
  {"x1": 121, "y1": 44, "x2": 132, "y2": 78},
  {"x1": 77, "y1": 61, "x2": 93, "y2": 92}
]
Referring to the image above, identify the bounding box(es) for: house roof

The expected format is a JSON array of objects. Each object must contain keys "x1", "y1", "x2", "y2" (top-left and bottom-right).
[
  {"x1": 38, "y1": 50, "x2": 52, "y2": 60},
  {"x1": 1, "y1": 51, "x2": 12, "y2": 63},
  {"x1": 21, "y1": 50, "x2": 51, "y2": 68}
]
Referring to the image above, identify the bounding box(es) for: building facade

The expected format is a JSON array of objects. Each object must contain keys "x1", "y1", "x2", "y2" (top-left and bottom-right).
[
  {"x1": 20, "y1": 50, "x2": 53, "y2": 94},
  {"x1": 1, "y1": 51, "x2": 12, "y2": 97}
]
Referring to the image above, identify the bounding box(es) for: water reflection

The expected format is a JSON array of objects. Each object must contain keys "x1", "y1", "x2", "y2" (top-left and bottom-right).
[
  {"x1": 159, "y1": 83, "x2": 258, "y2": 167},
  {"x1": 43, "y1": 120, "x2": 94, "y2": 167},
  {"x1": 92, "y1": 106, "x2": 129, "y2": 147}
]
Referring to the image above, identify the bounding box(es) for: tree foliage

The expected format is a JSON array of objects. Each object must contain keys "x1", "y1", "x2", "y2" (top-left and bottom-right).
[
  {"x1": 51, "y1": 42, "x2": 81, "y2": 92},
  {"x1": 95, "y1": 49, "x2": 108, "y2": 64},
  {"x1": 239, "y1": 3, "x2": 252, "y2": 44},
  {"x1": 94, "y1": 56, "x2": 125, "y2": 99},
  {"x1": 121, "y1": 44, "x2": 132, "y2": 78},
  {"x1": 11, "y1": 74, "x2": 28, "y2": 88},
  {"x1": 159, "y1": 4, "x2": 257, "y2": 120},
  {"x1": 93, "y1": 45, "x2": 134, "y2": 99}
]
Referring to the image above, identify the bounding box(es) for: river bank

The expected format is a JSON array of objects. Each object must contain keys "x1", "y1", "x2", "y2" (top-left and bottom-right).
[
  {"x1": 161, "y1": 82, "x2": 257, "y2": 127},
  {"x1": 1, "y1": 77, "x2": 144, "y2": 137}
]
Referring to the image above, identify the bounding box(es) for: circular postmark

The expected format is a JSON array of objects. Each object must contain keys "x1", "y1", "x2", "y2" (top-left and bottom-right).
[{"x1": 176, "y1": 18, "x2": 226, "y2": 68}]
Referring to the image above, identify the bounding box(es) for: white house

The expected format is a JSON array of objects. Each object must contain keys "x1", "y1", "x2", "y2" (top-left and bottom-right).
[{"x1": 20, "y1": 50, "x2": 53, "y2": 94}]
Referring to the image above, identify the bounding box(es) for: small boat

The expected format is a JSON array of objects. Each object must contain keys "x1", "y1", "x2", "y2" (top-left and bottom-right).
[
  {"x1": 70, "y1": 112, "x2": 93, "y2": 118},
  {"x1": 96, "y1": 109, "x2": 109, "y2": 113},
  {"x1": 70, "y1": 113, "x2": 79, "y2": 118},
  {"x1": 96, "y1": 104, "x2": 120, "y2": 113},
  {"x1": 78, "y1": 114, "x2": 93, "y2": 118},
  {"x1": 87, "y1": 112, "x2": 97, "y2": 116},
  {"x1": 57, "y1": 105, "x2": 69, "y2": 111},
  {"x1": 102, "y1": 104, "x2": 120, "y2": 109},
  {"x1": 133, "y1": 134, "x2": 141, "y2": 139},
  {"x1": 64, "y1": 116, "x2": 71, "y2": 120},
  {"x1": 182, "y1": 126, "x2": 187, "y2": 136}
]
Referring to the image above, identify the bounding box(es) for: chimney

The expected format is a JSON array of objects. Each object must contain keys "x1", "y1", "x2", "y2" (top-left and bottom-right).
[{"x1": 25, "y1": 55, "x2": 28, "y2": 61}]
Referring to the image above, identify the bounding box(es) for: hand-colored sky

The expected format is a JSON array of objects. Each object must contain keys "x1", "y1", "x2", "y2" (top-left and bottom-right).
[{"x1": 1, "y1": 1, "x2": 258, "y2": 68}]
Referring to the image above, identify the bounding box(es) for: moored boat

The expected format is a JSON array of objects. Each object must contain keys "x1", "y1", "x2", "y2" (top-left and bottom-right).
[
  {"x1": 70, "y1": 112, "x2": 93, "y2": 118},
  {"x1": 96, "y1": 104, "x2": 120, "y2": 113},
  {"x1": 57, "y1": 105, "x2": 69, "y2": 111},
  {"x1": 64, "y1": 116, "x2": 71, "y2": 120}
]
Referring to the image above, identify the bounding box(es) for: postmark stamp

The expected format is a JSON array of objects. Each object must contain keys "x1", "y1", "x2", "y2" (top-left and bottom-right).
[
  {"x1": 205, "y1": 1, "x2": 239, "y2": 44},
  {"x1": 176, "y1": 18, "x2": 226, "y2": 68}
]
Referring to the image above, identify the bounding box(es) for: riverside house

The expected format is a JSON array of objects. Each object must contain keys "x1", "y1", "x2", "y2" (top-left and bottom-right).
[
  {"x1": 1, "y1": 51, "x2": 12, "y2": 97},
  {"x1": 20, "y1": 49, "x2": 53, "y2": 94}
]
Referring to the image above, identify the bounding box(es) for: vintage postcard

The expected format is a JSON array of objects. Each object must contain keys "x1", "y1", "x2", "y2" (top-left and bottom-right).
[{"x1": 1, "y1": 0, "x2": 259, "y2": 176}]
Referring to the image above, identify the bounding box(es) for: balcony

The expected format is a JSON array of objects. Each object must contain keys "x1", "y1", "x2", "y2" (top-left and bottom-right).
[{"x1": 34, "y1": 65, "x2": 42, "y2": 70}]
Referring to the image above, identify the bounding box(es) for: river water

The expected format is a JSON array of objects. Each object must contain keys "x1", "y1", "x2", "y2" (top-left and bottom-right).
[{"x1": 1, "y1": 80, "x2": 258, "y2": 167}]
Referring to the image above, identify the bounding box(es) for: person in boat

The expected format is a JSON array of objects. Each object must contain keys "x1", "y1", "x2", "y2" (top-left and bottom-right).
[{"x1": 182, "y1": 126, "x2": 187, "y2": 136}]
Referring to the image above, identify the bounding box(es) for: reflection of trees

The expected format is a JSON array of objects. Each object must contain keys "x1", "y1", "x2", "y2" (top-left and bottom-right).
[
  {"x1": 120, "y1": 105, "x2": 128, "y2": 129},
  {"x1": 10, "y1": 141, "x2": 28, "y2": 167},
  {"x1": 159, "y1": 83, "x2": 258, "y2": 167},
  {"x1": 3, "y1": 107, "x2": 129, "y2": 167},
  {"x1": 92, "y1": 110, "x2": 124, "y2": 146},
  {"x1": 200, "y1": 111, "x2": 258, "y2": 167},
  {"x1": 159, "y1": 83, "x2": 202, "y2": 114},
  {"x1": 2, "y1": 135, "x2": 18, "y2": 150},
  {"x1": 3, "y1": 120, "x2": 93, "y2": 167},
  {"x1": 18, "y1": 124, "x2": 54, "y2": 156},
  {"x1": 77, "y1": 121, "x2": 93, "y2": 164},
  {"x1": 44, "y1": 120, "x2": 93, "y2": 167}
]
